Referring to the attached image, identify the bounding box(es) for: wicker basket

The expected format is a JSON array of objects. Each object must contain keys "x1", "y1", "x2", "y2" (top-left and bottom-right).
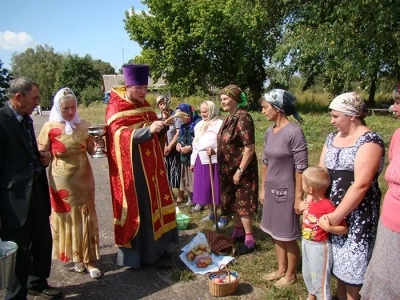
[{"x1": 208, "y1": 265, "x2": 240, "y2": 297}]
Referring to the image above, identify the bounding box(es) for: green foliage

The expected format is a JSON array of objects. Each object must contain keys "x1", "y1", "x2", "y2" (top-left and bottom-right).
[
  {"x1": 80, "y1": 85, "x2": 103, "y2": 107},
  {"x1": 124, "y1": 0, "x2": 287, "y2": 104},
  {"x1": 10, "y1": 45, "x2": 63, "y2": 109},
  {"x1": 0, "y1": 59, "x2": 13, "y2": 106},
  {"x1": 92, "y1": 59, "x2": 116, "y2": 75},
  {"x1": 56, "y1": 54, "x2": 102, "y2": 102},
  {"x1": 274, "y1": 0, "x2": 400, "y2": 105}
]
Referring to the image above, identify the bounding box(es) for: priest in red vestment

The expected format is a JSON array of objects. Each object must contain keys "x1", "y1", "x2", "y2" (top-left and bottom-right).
[{"x1": 105, "y1": 64, "x2": 178, "y2": 267}]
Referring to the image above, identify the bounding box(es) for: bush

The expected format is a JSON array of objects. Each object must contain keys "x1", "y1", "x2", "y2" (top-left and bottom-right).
[{"x1": 80, "y1": 86, "x2": 103, "y2": 107}]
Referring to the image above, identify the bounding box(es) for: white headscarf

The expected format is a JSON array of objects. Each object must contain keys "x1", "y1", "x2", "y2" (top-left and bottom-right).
[
  {"x1": 194, "y1": 101, "x2": 220, "y2": 142},
  {"x1": 49, "y1": 87, "x2": 81, "y2": 135}
]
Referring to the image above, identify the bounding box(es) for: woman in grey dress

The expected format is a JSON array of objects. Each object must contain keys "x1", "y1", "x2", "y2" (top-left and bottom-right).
[{"x1": 259, "y1": 89, "x2": 308, "y2": 288}]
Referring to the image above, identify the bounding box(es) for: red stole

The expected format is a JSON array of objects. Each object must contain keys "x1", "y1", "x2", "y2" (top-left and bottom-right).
[{"x1": 105, "y1": 87, "x2": 176, "y2": 247}]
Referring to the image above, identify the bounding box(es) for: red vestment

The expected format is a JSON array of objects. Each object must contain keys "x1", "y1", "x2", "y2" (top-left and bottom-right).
[{"x1": 105, "y1": 87, "x2": 176, "y2": 246}]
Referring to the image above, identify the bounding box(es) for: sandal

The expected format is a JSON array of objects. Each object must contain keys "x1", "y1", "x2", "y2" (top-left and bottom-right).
[
  {"x1": 176, "y1": 197, "x2": 184, "y2": 204},
  {"x1": 262, "y1": 271, "x2": 285, "y2": 281},
  {"x1": 74, "y1": 262, "x2": 86, "y2": 273},
  {"x1": 273, "y1": 276, "x2": 297, "y2": 288},
  {"x1": 86, "y1": 265, "x2": 101, "y2": 279}
]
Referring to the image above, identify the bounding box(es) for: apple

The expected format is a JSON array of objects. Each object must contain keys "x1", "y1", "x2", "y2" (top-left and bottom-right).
[
  {"x1": 212, "y1": 278, "x2": 223, "y2": 284},
  {"x1": 186, "y1": 252, "x2": 195, "y2": 261}
]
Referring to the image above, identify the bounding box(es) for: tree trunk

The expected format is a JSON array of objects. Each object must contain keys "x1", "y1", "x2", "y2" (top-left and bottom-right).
[
  {"x1": 367, "y1": 72, "x2": 377, "y2": 107},
  {"x1": 248, "y1": 83, "x2": 262, "y2": 111}
]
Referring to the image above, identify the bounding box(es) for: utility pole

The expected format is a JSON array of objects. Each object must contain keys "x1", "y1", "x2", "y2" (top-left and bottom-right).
[{"x1": 118, "y1": 39, "x2": 125, "y2": 66}]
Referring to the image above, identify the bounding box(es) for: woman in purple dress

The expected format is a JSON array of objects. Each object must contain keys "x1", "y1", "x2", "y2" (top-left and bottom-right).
[
  {"x1": 190, "y1": 101, "x2": 223, "y2": 217},
  {"x1": 259, "y1": 89, "x2": 308, "y2": 288},
  {"x1": 217, "y1": 85, "x2": 259, "y2": 255}
]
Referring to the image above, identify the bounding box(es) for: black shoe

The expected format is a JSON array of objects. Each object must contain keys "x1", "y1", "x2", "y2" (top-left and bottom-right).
[
  {"x1": 28, "y1": 286, "x2": 62, "y2": 299},
  {"x1": 234, "y1": 235, "x2": 245, "y2": 243},
  {"x1": 237, "y1": 243, "x2": 255, "y2": 255}
]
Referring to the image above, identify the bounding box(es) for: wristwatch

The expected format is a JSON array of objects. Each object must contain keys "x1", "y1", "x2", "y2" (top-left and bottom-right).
[{"x1": 238, "y1": 167, "x2": 244, "y2": 174}]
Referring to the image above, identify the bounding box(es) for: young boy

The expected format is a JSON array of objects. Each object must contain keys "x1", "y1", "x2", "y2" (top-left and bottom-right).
[{"x1": 300, "y1": 166, "x2": 348, "y2": 300}]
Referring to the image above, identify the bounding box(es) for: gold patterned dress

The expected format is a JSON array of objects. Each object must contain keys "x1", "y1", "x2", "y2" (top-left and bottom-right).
[{"x1": 38, "y1": 120, "x2": 100, "y2": 264}]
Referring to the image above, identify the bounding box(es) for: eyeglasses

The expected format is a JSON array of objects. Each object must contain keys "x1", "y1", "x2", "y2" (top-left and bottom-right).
[{"x1": 128, "y1": 86, "x2": 148, "y2": 92}]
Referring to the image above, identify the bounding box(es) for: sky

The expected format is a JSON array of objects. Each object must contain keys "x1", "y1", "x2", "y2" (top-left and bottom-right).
[{"x1": 0, "y1": 0, "x2": 147, "y2": 71}]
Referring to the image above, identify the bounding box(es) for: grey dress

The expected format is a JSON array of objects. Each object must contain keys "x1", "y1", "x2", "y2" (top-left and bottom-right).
[{"x1": 260, "y1": 123, "x2": 308, "y2": 241}]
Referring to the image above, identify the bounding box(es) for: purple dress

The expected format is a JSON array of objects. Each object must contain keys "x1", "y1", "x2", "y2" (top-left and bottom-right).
[
  {"x1": 192, "y1": 119, "x2": 223, "y2": 205},
  {"x1": 260, "y1": 123, "x2": 308, "y2": 241}
]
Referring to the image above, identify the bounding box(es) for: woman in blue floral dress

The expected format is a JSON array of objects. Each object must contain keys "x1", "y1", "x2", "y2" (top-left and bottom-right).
[{"x1": 318, "y1": 92, "x2": 384, "y2": 300}]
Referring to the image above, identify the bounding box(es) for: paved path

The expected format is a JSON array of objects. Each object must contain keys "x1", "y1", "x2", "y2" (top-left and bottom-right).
[{"x1": 1, "y1": 112, "x2": 264, "y2": 300}]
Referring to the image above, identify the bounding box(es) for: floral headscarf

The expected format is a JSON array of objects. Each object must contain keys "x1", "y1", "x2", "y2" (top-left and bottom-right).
[
  {"x1": 49, "y1": 87, "x2": 81, "y2": 135},
  {"x1": 156, "y1": 95, "x2": 171, "y2": 110},
  {"x1": 329, "y1": 92, "x2": 367, "y2": 118},
  {"x1": 263, "y1": 89, "x2": 303, "y2": 124},
  {"x1": 220, "y1": 85, "x2": 247, "y2": 108}
]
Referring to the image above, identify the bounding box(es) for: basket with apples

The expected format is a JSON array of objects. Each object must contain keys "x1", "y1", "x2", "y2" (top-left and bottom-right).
[{"x1": 208, "y1": 265, "x2": 240, "y2": 297}]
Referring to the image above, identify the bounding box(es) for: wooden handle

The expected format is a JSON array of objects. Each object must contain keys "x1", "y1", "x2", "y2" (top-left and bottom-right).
[{"x1": 163, "y1": 112, "x2": 189, "y2": 124}]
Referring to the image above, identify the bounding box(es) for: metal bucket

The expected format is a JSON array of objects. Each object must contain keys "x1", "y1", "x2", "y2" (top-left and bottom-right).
[{"x1": 0, "y1": 241, "x2": 18, "y2": 290}]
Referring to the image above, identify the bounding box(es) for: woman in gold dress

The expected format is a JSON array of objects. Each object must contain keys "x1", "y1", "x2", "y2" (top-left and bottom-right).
[{"x1": 38, "y1": 87, "x2": 102, "y2": 279}]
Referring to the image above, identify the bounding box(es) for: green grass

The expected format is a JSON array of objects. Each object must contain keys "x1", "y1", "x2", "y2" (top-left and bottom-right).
[{"x1": 79, "y1": 101, "x2": 398, "y2": 299}]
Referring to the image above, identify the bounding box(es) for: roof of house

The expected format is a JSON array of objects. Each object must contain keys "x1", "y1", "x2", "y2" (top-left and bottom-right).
[{"x1": 102, "y1": 74, "x2": 166, "y2": 92}]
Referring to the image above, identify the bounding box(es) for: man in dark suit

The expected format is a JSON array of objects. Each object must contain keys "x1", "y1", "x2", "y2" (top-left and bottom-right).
[{"x1": 0, "y1": 78, "x2": 62, "y2": 299}]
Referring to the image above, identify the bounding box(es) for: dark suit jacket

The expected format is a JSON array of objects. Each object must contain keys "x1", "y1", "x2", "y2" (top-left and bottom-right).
[{"x1": 0, "y1": 104, "x2": 51, "y2": 229}]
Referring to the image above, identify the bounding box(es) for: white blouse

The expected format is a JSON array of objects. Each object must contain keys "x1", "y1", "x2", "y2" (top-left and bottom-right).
[{"x1": 190, "y1": 118, "x2": 223, "y2": 166}]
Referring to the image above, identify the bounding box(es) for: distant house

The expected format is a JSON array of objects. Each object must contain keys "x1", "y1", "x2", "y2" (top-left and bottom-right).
[{"x1": 102, "y1": 74, "x2": 166, "y2": 92}]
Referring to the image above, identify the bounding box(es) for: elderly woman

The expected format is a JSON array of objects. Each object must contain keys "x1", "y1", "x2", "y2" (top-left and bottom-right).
[
  {"x1": 318, "y1": 92, "x2": 384, "y2": 300},
  {"x1": 156, "y1": 95, "x2": 184, "y2": 203},
  {"x1": 176, "y1": 103, "x2": 201, "y2": 208},
  {"x1": 360, "y1": 84, "x2": 400, "y2": 300},
  {"x1": 259, "y1": 89, "x2": 307, "y2": 288},
  {"x1": 38, "y1": 87, "x2": 102, "y2": 279},
  {"x1": 217, "y1": 85, "x2": 258, "y2": 254},
  {"x1": 190, "y1": 101, "x2": 223, "y2": 221}
]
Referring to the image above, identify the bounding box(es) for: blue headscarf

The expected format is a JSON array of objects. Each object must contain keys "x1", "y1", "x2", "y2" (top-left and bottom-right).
[
  {"x1": 176, "y1": 103, "x2": 201, "y2": 138},
  {"x1": 176, "y1": 104, "x2": 201, "y2": 165}
]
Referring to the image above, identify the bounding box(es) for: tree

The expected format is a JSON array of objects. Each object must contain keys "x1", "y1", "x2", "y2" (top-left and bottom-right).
[
  {"x1": 274, "y1": 0, "x2": 400, "y2": 105},
  {"x1": 10, "y1": 45, "x2": 64, "y2": 109},
  {"x1": 56, "y1": 54, "x2": 102, "y2": 102},
  {"x1": 124, "y1": 0, "x2": 287, "y2": 104},
  {"x1": 92, "y1": 59, "x2": 116, "y2": 75},
  {"x1": 0, "y1": 59, "x2": 13, "y2": 106}
]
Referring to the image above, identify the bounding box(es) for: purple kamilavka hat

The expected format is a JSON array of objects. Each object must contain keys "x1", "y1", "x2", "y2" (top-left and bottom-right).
[{"x1": 122, "y1": 64, "x2": 149, "y2": 86}]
